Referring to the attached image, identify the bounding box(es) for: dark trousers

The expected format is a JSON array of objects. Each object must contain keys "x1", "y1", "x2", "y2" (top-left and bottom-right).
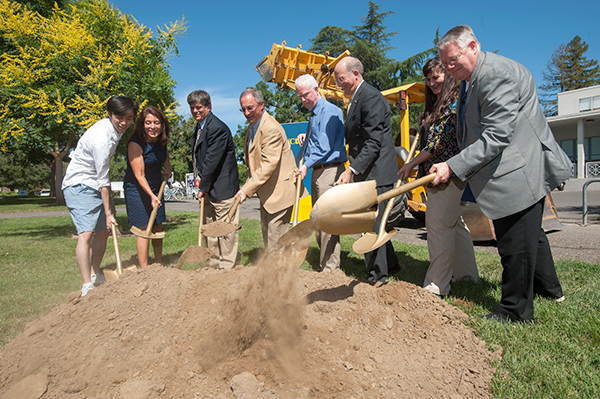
[
  {"x1": 492, "y1": 197, "x2": 563, "y2": 321},
  {"x1": 365, "y1": 184, "x2": 399, "y2": 282}
]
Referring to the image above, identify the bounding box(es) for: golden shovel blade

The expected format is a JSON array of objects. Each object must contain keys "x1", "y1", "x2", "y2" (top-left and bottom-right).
[
  {"x1": 352, "y1": 230, "x2": 398, "y2": 254},
  {"x1": 130, "y1": 226, "x2": 166, "y2": 239},
  {"x1": 310, "y1": 180, "x2": 379, "y2": 235}
]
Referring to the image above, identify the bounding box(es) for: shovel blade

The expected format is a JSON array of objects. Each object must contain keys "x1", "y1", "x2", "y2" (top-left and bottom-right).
[
  {"x1": 352, "y1": 230, "x2": 397, "y2": 254},
  {"x1": 310, "y1": 180, "x2": 379, "y2": 235},
  {"x1": 103, "y1": 269, "x2": 121, "y2": 281},
  {"x1": 130, "y1": 226, "x2": 166, "y2": 239}
]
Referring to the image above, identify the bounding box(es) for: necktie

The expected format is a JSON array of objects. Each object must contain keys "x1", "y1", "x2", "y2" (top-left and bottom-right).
[{"x1": 193, "y1": 125, "x2": 202, "y2": 178}]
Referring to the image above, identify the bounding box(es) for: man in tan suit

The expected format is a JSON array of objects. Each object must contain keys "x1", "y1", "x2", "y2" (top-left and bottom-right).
[{"x1": 235, "y1": 89, "x2": 307, "y2": 249}]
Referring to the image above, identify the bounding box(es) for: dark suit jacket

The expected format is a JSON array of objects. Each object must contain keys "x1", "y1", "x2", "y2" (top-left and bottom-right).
[
  {"x1": 447, "y1": 52, "x2": 572, "y2": 220},
  {"x1": 192, "y1": 112, "x2": 239, "y2": 202},
  {"x1": 345, "y1": 82, "x2": 398, "y2": 186}
]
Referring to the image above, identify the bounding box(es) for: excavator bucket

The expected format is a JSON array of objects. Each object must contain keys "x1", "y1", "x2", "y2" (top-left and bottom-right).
[{"x1": 462, "y1": 193, "x2": 563, "y2": 242}]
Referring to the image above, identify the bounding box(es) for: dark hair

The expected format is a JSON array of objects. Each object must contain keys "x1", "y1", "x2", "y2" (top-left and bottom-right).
[
  {"x1": 106, "y1": 95, "x2": 138, "y2": 118},
  {"x1": 187, "y1": 90, "x2": 211, "y2": 107},
  {"x1": 421, "y1": 58, "x2": 460, "y2": 127},
  {"x1": 132, "y1": 106, "x2": 170, "y2": 147}
]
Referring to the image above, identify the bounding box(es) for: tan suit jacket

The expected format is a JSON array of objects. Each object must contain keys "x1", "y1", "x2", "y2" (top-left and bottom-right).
[{"x1": 241, "y1": 112, "x2": 307, "y2": 214}]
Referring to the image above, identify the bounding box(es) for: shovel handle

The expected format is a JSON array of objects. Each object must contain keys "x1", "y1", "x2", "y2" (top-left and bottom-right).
[
  {"x1": 144, "y1": 181, "x2": 167, "y2": 236},
  {"x1": 377, "y1": 173, "x2": 436, "y2": 204},
  {"x1": 292, "y1": 160, "x2": 304, "y2": 227},
  {"x1": 226, "y1": 197, "x2": 241, "y2": 223},
  {"x1": 198, "y1": 196, "x2": 204, "y2": 247},
  {"x1": 110, "y1": 224, "x2": 123, "y2": 274},
  {"x1": 377, "y1": 130, "x2": 423, "y2": 236}
]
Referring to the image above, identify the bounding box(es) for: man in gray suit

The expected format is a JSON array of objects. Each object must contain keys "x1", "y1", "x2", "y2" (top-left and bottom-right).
[{"x1": 431, "y1": 25, "x2": 572, "y2": 323}]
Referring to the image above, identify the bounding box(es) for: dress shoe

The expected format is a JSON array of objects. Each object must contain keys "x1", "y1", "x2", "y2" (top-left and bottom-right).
[{"x1": 481, "y1": 312, "x2": 511, "y2": 324}]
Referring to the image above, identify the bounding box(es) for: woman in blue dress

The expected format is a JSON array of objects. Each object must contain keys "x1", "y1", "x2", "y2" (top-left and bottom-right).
[{"x1": 124, "y1": 106, "x2": 172, "y2": 267}]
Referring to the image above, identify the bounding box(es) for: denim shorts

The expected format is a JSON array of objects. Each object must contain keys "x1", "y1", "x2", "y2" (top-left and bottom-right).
[{"x1": 64, "y1": 184, "x2": 107, "y2": 234}]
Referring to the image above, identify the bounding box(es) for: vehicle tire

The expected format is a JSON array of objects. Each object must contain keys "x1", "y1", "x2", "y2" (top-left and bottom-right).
[{"x1": 386, "y1": 193, "x2": 408, "y2": 230}]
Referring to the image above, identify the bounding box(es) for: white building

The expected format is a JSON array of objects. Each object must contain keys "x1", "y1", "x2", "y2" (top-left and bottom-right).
[{"x1": 547, "y1": 85, "x2": 600, "y2": 178}]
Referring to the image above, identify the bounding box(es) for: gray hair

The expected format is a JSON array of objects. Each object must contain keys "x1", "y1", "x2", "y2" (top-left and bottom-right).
[
  {"x1": 341, "y1": 56, "x2": 364, "y2": 76},
  {"x1": 437, "y1": 25, "x2": 481, "y2": 51},
  {"x1": 187, "y1": 90, "x2": 211, "y2": 107},
  {"x1": 295, "y1": 74, "x2": 318, "y2": 91},
  {"x1": 240, "y1": 88, "x2": 264, "y2": 104}
]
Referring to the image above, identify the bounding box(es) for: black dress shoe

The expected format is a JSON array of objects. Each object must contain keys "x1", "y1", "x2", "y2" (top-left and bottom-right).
[
  {"x1": 480, "y1": 312, "x2": 533, "y2": 324},
  {"x1": 481, "y1": 312, "x2": 511, "y2": 324}
]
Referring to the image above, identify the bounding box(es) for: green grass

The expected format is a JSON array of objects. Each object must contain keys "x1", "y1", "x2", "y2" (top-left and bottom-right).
[
  {"x1": 0, "y1": 195, "x2": 126, "y2": 213},
  {"x1": 0, "y1": 210, "x2": 599, "y2": 398}
]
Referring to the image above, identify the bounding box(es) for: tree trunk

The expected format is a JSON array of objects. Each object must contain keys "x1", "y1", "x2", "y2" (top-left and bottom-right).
[{"x1": 50, "y1": 133, "x2": 76, "y2": 206}]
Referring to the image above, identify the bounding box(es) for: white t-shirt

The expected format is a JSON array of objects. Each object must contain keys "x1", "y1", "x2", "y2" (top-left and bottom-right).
[{"x1": 62, "y1": 118, "x2": 124, "y2": 191}]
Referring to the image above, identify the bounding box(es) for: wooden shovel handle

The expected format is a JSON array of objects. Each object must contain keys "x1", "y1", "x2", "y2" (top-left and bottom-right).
[
  {"x1": 144, "y1": 181, "x2": 167, "y2": 236},
  {"x1": 226, "y1": 197, "x2": 241, "y2": 223},
  {"x1": 110, "y1": 224, "x2": 123, "y2": 274},
  {"x1": 198, "y1": 196, "x2": 204, "y2": 247},
  {"x1": 292, "y1": 160, "x2": 304, "y2": 227}
]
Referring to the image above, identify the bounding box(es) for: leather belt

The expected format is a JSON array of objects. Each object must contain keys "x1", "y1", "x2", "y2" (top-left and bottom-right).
[{"x1": 312, "y1": 161, "x2": 344, "y2": 170}]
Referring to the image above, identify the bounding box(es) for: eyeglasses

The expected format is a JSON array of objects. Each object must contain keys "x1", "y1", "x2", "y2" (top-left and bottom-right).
[
  {"x1": 441, "y1": 51, "x2": 463, "y2": 68},
  {"x1": 297, "y1": 89, "x2": 314, "y2": 100},
  {"x1": 334, "y1": 72, "x2": 352, "y2": 86},
  {"x1": 240, "y1": 104, "x2": 257, "y2": 113}
]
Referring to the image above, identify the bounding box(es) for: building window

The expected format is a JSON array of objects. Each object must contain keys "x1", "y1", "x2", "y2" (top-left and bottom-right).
[
  {"x1": 593, "y1": 96, "x2": 600, "y2": 110},
  {"x1": 587, "y1": 136, "x2": 600, "y2": 161},
  {"x1": 561, "y1": 139, "x2": 575, "y2": 162},
  {"x1": 580, "y1": 97, "x2": 591, "y2": 112}
]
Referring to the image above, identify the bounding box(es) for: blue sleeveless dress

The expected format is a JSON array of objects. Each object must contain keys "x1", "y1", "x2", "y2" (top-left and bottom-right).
[{"x1": 124, "y1": 136, "x2": 167, "y2": 229}]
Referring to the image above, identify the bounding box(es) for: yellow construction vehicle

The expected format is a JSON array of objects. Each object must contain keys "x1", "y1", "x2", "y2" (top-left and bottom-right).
[
  {"x1": 255, "y1": 41, "x2": 562, "y2": 240},
  {"x1": 255, "y1": 41, "x2": 428, "y2": 219}
]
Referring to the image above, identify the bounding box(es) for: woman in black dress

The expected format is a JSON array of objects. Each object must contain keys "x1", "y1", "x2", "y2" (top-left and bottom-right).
[{"x1": 124, "y1": 106, "x2": 172, "y2": 267}]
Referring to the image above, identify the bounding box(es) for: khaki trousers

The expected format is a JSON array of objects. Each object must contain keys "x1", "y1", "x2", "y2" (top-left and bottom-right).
[
  {"x1": 204, "y1": 196, "x2": 239, "y2": 269},
  {"x1": 260, "y1": 205, "x2": 293, "y2": 250},
  {"x1": 311, "y1": 164, "x2": 344, "y2": 270},
  {"x1": 423, "y1": 182, "x2": 479, "y2": 296}
]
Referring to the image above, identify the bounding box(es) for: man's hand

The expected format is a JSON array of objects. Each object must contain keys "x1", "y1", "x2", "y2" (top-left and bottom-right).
[
  {"x1": 106, "y1": 214, "x2": 118, "y2": 227},
  {"x1": 297, "y1": 133, "x2": 306, "y2": 146},
  {"x1": 335, "y1": 168, "x2": 353, "y2": 185},
  {"x1": 234, "y1": 189, "x2": 248, "y2": 204},
  {"x1": 430, "y1": 162, "x2": 452, "y2": 185},
  {"x1": 294, "y1": 164, "x2": 308, "y2": 179},
  {"x1": 197, "y1": 190, "x2": 207, "y2": 201}
]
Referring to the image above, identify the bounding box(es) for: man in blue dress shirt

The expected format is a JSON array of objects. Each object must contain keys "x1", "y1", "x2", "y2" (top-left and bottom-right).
[{"x1": 294, "y1": 74, "x2": 347, "y2": 272}]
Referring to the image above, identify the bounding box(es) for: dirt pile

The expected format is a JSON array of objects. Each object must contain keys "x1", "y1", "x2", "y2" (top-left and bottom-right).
[{"x1": 0, "y1": 255, "x2": 498, "y2": 399}]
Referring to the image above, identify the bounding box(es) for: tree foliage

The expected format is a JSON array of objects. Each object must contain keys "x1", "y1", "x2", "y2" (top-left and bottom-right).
[
  {"x1": 0, "y1": 151, "x2": 51, "y2": 192},
  {"x1": 0, "y1": 0, "x2": 186, "y2": 203},
  {"x1": 539, "y1": 36, "x2": 600, "y2": 116}
]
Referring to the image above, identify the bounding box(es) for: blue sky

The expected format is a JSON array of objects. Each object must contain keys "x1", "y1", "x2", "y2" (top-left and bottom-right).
[{"x1": 110, "y1": 0, "x2": 600, "y2": 132}]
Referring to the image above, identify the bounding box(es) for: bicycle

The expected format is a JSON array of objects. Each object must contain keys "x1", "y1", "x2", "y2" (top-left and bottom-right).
[{"x1": 163, "y1": 186, "x2": 187, "y2": 201}]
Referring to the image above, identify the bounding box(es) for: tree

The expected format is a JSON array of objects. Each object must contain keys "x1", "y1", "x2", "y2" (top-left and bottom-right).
[
  {"x1": 0, "y1": 0, "x2": 186, "y2": 204},
  {"x1": 539, "y1": 36, "x2": 600, "y2": 116},
  {"x1": 0, "y1": 151, "x2": 51, "y2": 192}
]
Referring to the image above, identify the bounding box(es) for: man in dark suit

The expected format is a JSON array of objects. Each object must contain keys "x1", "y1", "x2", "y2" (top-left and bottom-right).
[
  {"x1": 432, "y1": 26, "x2": 572, "y2": 323},
  {"x1": 333, "y1": 57, "x2": 400, "y2": 283},
  {"x1": 188, "y1": 90, "x2": 240, "y2": 269}
]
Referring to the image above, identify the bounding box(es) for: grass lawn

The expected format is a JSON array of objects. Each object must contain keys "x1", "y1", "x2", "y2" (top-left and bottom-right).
[
  {"x1": 0, "y1": 195, "x2": 126, "y2": 213},
  {"x1": 0, "y1": 210, "x2": 598, "y2": 398}
]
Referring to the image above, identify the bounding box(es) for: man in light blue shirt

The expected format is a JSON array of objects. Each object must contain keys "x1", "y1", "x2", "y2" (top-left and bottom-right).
[{"x1": 294, "y1": 74, "x2": 347, "y2": 272}]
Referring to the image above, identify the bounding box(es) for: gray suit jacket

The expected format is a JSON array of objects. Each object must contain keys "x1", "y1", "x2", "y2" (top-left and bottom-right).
[{"x1": 447, "y1": 52, "x2": 572, "y2": 220}]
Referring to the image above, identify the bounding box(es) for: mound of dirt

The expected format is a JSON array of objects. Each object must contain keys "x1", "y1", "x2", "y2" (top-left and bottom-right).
[{"x1": 0, "y1": 251, "x2": 498, "y2": 399}]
